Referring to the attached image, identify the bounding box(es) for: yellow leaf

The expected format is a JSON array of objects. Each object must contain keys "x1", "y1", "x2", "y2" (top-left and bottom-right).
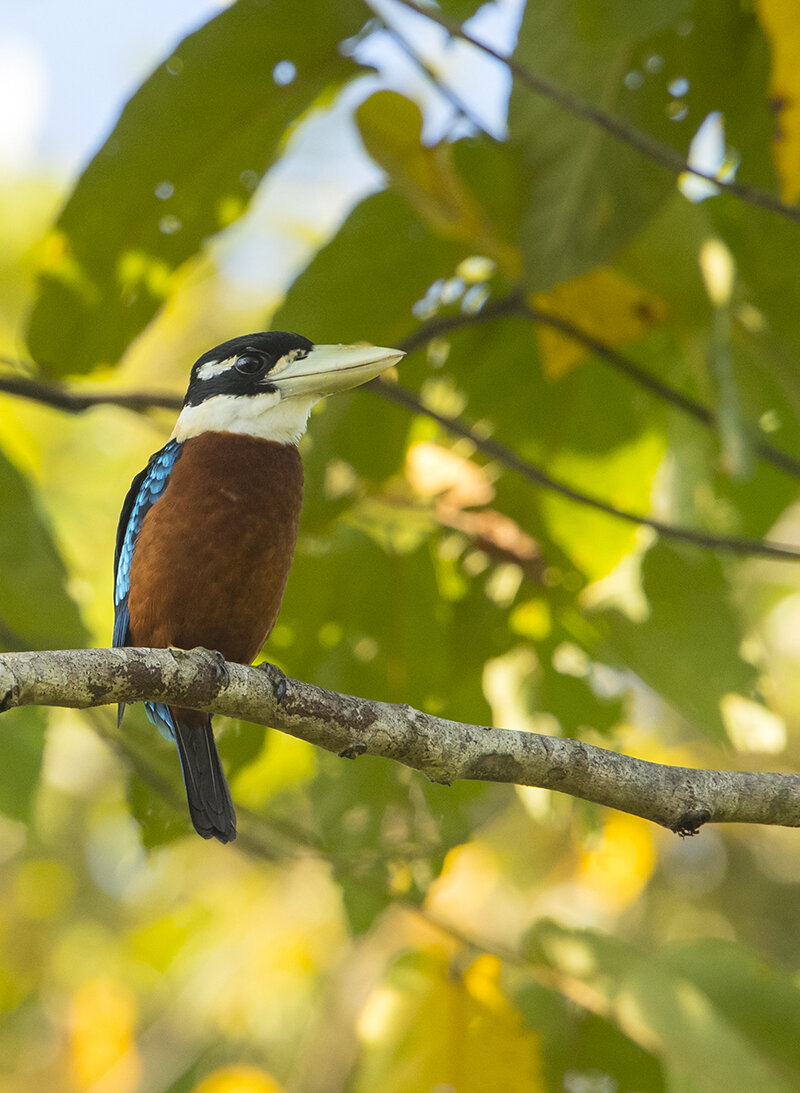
[
  {"x1": 233, "y1": 731, "x2": 316, "y2": 809},
  {"x1": 192, "y1": 1065, "x2": 285, "y2": 1093},
  {"x1": 531, "y1": 268, "x2": 667, "y2": 378},
  {"x1": 578, "y1": 813, "x2": 656, "y2": 911},
  {"x1": 510, "y1": 598, "x2": 552, "y2": 641},
  {"x1": 756, "y1": 0, "x2": 800, "y2": 202},
  {"x1": 355, "y1": 948, "x2": 544, "y2": 1093},
  {"x1": 70, "y1": 978, "x2": 141, "y2": 1092},
  {"x1": 357, "y1": 91, "x2": 520, "y2": 276}
]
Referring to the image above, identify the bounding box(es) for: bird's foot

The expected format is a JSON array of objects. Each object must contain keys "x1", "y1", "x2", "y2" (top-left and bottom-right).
[
  {"x1": 191, "y1": 647, "x2": 231, "y2": 690},
  {"x1": 257, "y1": 661, "x2": 287, "y2": 702}
]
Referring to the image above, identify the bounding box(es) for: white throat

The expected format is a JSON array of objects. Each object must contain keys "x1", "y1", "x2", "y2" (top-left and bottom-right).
[{"x1": 171, "y1": 392, "x2": 317, "y2": 446}]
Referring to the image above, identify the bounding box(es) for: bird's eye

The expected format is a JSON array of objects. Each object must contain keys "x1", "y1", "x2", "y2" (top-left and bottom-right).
[{"x1": 235, "y1": 354, "x2": 265, "y2": 375}]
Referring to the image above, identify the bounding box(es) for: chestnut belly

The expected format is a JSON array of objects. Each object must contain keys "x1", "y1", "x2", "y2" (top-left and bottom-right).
[{"x1": 127, "y1": 432, "x2": 303, "y2": 665}]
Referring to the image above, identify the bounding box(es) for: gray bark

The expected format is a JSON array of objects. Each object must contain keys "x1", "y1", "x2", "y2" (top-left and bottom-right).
[{"x1": 1, "y1": 646, "x2": 799, "y2": 833}]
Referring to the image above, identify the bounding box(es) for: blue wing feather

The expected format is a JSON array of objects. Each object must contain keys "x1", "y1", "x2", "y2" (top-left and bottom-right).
[{"x1": 113, "y1": 439, "x2": 183, "y2": 735}]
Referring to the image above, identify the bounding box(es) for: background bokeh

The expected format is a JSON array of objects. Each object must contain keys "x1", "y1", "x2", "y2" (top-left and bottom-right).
[{"x1": 3, "y1": 0, "x2": 800, "y2": 1090}]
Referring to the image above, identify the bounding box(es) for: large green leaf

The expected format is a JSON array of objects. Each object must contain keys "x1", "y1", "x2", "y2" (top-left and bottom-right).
[
  {"x1": 127, "y1": 771, "x2": 188, "y2": 849},
  {"x1": 273, "y1": 187, "x2": 470, "y2": 345},
  {"x1": 277, "y1": 524, "x2": 491, "y2": 719},
  {"x1": 513, "y1": 979, "x2": 666, "y2": 1093},
  {"x1": 508, "y1": 0, "x2": 767, "y2": 291},
  {"x1": 0, "y1": 451, "x2": 86, "y2": 650},
  {"x1": 437, "y1": 0, "x2": 486, "y2": 18},
  {"x1": 600, "y1": 543, "x2": 757, "y2": 742},
  {"x1": 310, "y1": 752, "x2": 495, "y2": 932},
  {"x1": 713, "y1": 200, "x2": 800, "y2": 365},
  {"x1": 662, "y1": 940, "x2": 800, "y2": 1081},
  {"x1": 0, "y1": 451, "x2": 77, "y2": 824},
  {"x1": 27, "y1": 0, "x2": 366, "y2": 377},
  {"x1": 526, "y1": 922, "x2": 800, "y2": 1093},
  {"x1": 433, "y1": 315, "x2": 669, "y2": 580}
]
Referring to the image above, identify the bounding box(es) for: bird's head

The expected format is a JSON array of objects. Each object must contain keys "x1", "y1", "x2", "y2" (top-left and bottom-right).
[{"x1": 172, "y1": 331, "x2": 404, "y2": 445}]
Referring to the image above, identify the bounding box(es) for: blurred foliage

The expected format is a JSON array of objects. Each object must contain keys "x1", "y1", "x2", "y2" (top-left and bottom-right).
[
  {"x1": 26, "y1": 0, "x2": 368, "y2": 377},
  {"x1": 2, "y1": 0, "x2": 800, "y2": 1089}
]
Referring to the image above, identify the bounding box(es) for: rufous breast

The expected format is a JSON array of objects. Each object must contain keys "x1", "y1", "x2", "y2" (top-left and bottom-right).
[{"x1": 127, "y1": 432, "x2": 303, "y2": 664}]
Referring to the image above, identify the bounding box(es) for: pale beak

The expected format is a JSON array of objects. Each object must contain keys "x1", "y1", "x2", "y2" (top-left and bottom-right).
[{"x1": 269, "y1": 343, "x2": 405, "y2": 400}]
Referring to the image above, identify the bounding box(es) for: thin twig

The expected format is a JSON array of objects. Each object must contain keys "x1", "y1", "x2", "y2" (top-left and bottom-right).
[
  {"x1": 7, "y1": 305, "x2": 800, "y2": 483},
  {"x1": 390, "y1": 0, "x2": 800, "y2": 225},
  {"x1": 2, "y1": 337, "x2": 800, "y2": 559},
  {"x1": 378, "y1": 17, "x2": 492, "y2": 136},
  {"x1": 394, "y1": 297, "x2": 800, "y2": 482},
  {"x1": 371, "y1": 376, "x2": 800, "y2": 561},
  {"x1": 3, "y1": 646, "x2": 800, "y2": 833},
  {"x1": 0, "y1": 370, "x2": 181, "y2": 415},
  {"x1": 517, "y1": 303, "x2": 800, "y2": 481}
]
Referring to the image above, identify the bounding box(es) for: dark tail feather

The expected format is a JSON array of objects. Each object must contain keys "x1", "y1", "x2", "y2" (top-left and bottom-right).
[{"x1": 172, "y1": 708, "x2": 236, "y2": 843}]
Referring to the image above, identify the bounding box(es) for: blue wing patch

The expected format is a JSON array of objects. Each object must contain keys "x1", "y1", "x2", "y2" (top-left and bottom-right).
[
  {"x1": 145, "y1": 700, "x2": 177, "y2": 741},
  {"x1": 114, "y1": 439, "x2": 184, "y2": 637},
  {"x1": 113, "y1": 439, "x2": 183, "y2": 733},
  {"x1": 113, "y1": 438, "x2": 183, "y2": 648}
]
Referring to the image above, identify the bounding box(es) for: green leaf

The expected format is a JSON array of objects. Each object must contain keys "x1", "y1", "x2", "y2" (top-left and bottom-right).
[
  {"x1": 621, "y1": 960, "x2": 794, "y2": 1093},
  {"x1": 437, "y1": 0, "x2": 485, "y2": 19},
  {"x1": 536, "y1": 371, "x2": 666, "y2": 582},
  {"x1": 27, "y1": 0, "x2": 366, "y2": 376},
  {"x1": 310, "y1": 752, "x2": 494, "y2": 932},
  {"x1": 538, "y1": 645, "x2": 623, "y2": 737},
  {"x1": 574, "y1": 0, "x2": 691, "y2": 41},
  {"x1": 527, "y1": 923, "x2": 798, "y2": 1093},
  {"x1": 273, "y1": 187, "x2": 469, "y2": 346},
  {"x1": 278, "y1": 525, "x2": 490, "y2": 719},
  {"x1": 661, "y1": 940, "x2": 800, "y2": 1082},
  {"x1": 600, "y1": 543, "x2": 757, "y2": 742},
  {"x1": 712, "y1": 199, "x2": 800, "y2": 398},
  {"x1": 434, "y1": 316, "x2": 668, "y2": 580},
  {"x1": 508, "y1": 0, "x2": 764, "y2": 291},
  {"x1": 292, "y1": 384, "x2": 413, "y2": 535},
  {"x1": 514, "y1": 980, "x2": 666, "y2": 1093},
  {"x1": 618, "y1": 193, "x2": 713, "y2": 329},
  {"x1": 127, "y1": 773, "x2": 187, "y2": 849},
  {"x1": 216, "y1": 719, "x2": 268, "y2": 780},
  {"x1": 0, "y1": 451, "x2": 87, "y2": 650}
]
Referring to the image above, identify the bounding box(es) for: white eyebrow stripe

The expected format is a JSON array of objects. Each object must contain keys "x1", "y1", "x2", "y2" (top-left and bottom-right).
[
  {"x1": 269, "y1": 347, "x2": 304, "y2": 378},
  {"x1": 195, "y1": 355, "x2": 239, "y2": 380}
]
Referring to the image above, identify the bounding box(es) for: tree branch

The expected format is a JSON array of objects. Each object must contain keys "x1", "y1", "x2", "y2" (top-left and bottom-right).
[
  {"x1": 0, "y1": 366, "x2": 181, "y2": 415},
  {"x1": 378, "y1": 16, "x2": 492, "y2": 137},
  {"x1": 508, "y1": 302, "x2": 800, "y2": 482},
  {"x1": 3, "y1": 350, "x2": 800, "y2": 559},
  {"x1": 2, "y1": 646, "x2": 800, "y2": 834},
  {"x1": 371, "y1": 377, "x2": 800, "y2": 561},
  {"x1": 7, "y1": 307, "x2": 800, "y2": 483},
  {"x1": 391, "y1": 0, "x2": 800, "y2": 225},
  {"x1": 387, "y1": 297, "x2": 800, "y2": 483}
]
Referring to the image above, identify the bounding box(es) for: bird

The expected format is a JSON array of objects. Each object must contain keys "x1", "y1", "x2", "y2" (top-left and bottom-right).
[{"x1": 113, "y1": 330, "x2": 404, "y2": 843}]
